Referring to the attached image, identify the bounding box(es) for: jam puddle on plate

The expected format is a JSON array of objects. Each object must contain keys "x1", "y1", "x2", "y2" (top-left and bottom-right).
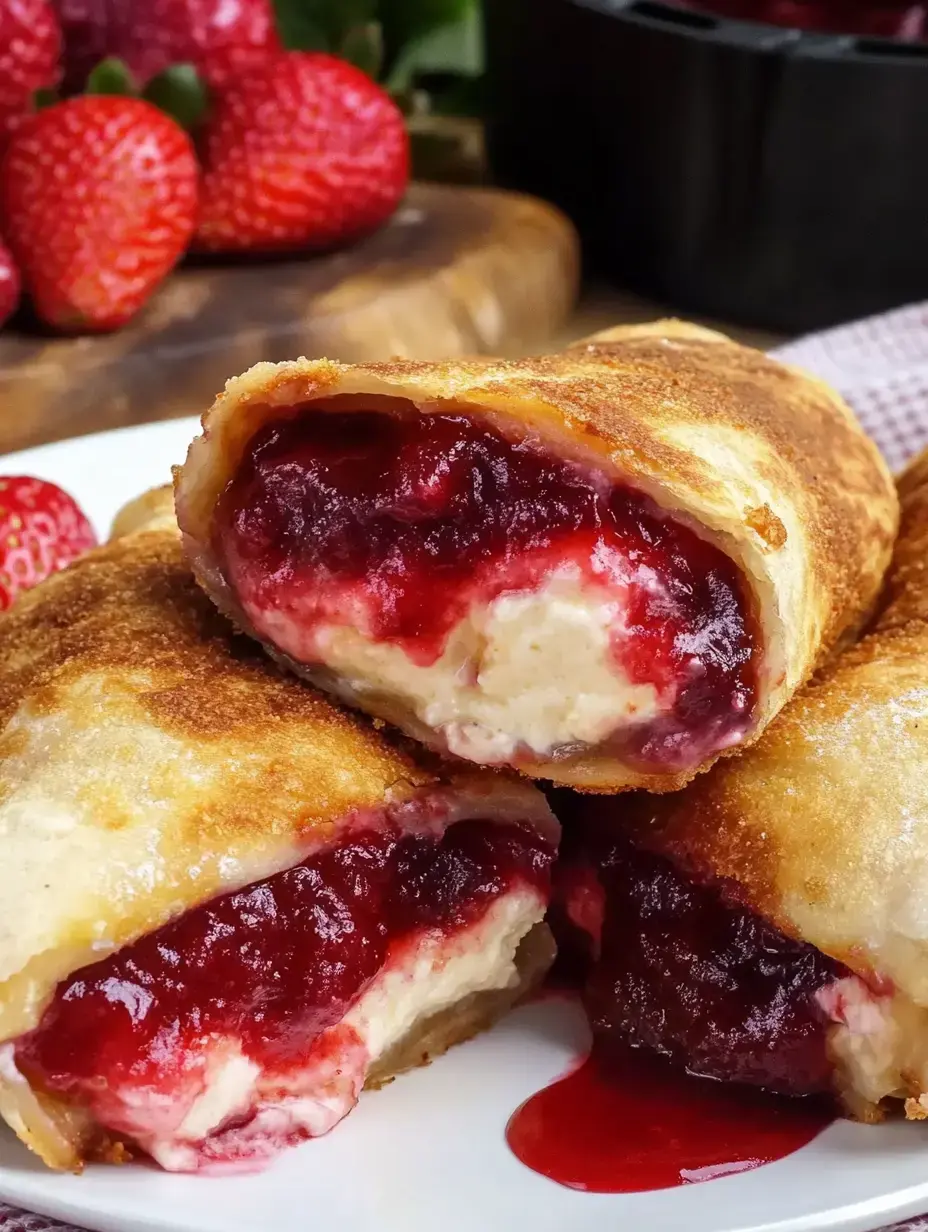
[{"x1": 506, "y1": 1045, "x2": 834, "y2": 1193}]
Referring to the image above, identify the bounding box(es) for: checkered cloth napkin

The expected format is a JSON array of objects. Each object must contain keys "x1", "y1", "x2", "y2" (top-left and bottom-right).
[
  {"x1": 774, "y1": 299, "x2": 928, "y2": 473},
  {"x1": 3, "y1": 303, "x2": 928, "y2": 1232}
]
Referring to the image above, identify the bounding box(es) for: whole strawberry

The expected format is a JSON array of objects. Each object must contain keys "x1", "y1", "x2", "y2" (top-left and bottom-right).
[
  {"x1": 0, "y1": 0, "x2": 61, "y2": 142},
  {"x1": 195, "y1": 52, "x2": 410, "y2": 255},
  {"x1": 0, "y1": 237, "x2": 21, "y2": 328},
  {"x1": 1, "y1": 96, "x2": 198, "y2": 332},
  {"x1": 0, "y1": 476, "x2": 97, "y2": 609},
  {"x1": 53, "y1": 0, "x2": 279, "y2": 92}
]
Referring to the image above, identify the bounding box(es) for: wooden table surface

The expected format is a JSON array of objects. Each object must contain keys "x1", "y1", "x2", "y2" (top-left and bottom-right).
[
  {"x1": 0, "y1": 277, "x2": 787, "y2": 457},
  {"x1": 0, "y1": 184, "x2": 581, "y2": 458}
]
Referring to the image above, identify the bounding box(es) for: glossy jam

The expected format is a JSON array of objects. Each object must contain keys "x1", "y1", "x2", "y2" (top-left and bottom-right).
[
  {"x1": 17, "y1": 821, "x2": 551, "y2": 1121},
  {"x1": 506, "y1": 1043, "x2": 833, "y2": 1193},
  {"x1": 216, "y1": 407, "x2": 759, "y2": 767},
  {"x1": 560, "y1": 827, "x2": 848, "y2": 1094}
]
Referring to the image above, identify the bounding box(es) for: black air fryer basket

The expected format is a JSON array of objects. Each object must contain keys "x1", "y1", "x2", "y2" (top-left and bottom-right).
[{"x1": 485, "y1": 0, "x2": 928, "y2": 331}]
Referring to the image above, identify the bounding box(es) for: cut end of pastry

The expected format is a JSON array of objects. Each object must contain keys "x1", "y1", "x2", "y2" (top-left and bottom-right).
[
  {"x1": 556, "y1": 820, "x2": 928, "y2": 1122},
  {"x1": 180, "y1": 392, "x2": 763, "y2": 789},
  {"x1": 4, "y1": 810, "x2": 555, "y2": 1173},
  {"x1": 546, "y1": 445, "x2": 928, "y2": 1125},
  {"x1": 824, "y1": 979, "x2": 928, "y2": 1124},
  {"x1": 0, "y1": 490, "x2": 560, "y2": 1175},
  {"x1": 6, "y1": 917, "x2": 553, "y2": 1175}
]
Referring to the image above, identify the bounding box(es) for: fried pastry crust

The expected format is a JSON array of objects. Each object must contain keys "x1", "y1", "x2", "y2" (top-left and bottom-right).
[
  {"x1": 0, "y1": 505, "x2": 555, "y2": 1047},
  {"x1": 175, "y1": 320, "x2": 897, "y2": 790},
  {"x1": 607, "y1": 449, "x2": 928, "y2": 1119}
]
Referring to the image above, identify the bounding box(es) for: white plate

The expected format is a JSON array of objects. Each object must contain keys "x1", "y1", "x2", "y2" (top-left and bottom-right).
[{"x1": 1, "y1": 419, "x2": 928, "y2": 1232}]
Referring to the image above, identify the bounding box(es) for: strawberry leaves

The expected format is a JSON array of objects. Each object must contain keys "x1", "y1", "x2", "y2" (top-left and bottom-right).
[
  {"x1": 32, "y1": 86, "x2": 60, "y2": 110},
  {"x1": 272, "y1": 0, "x2": 330, "y2": 51},
  {"x1": 144, "y1": 64, "x2": 209, "y2": 131},
  {"x1": 273, "y1": 0, "x2": 376, "y2": 55},
  {"x1": 340, "y1": 22, "x2": 384, "y2": 79},
  {"x1": 80, "y1": 56, "x2": 209, "y2": 131},
  {"x1": 379, "y1": 0, "x2": 473, "y2": 72},
  {"x1": 85, "y1": 57, "x2": 137, "y2": 96},
  {"x1": 270, "y1": 0, "x2": 483, "y2": 102}
]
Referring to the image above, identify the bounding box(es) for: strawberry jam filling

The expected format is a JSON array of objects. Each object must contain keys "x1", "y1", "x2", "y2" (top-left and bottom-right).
[
  {"x1": 554, "y1": 819, "x2": 849, "y2": 1095},
  {"x1": 16, "y1": 819, "x2": 551, "y2": 1170},
  {"x1": 214, "y1": 405, "x2": 760, "y2": 770}
]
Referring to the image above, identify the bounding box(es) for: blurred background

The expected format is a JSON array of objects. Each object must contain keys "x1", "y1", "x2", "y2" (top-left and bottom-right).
[
  {"x1": 281, "y1": 0, "x2": 928, "y2": 338},
  {"x1": 0, "y1": 0, "x2": 924, "y2": 449}
]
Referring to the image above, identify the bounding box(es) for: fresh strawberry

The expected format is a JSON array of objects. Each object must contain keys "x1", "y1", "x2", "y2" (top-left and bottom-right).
[
  {"x1": 195, "y1": 52, "x2": 410, "y2": 255},
  {"x1": 0, "y1": 0, "x2": 62, "y2": 142},
  {"x1": 1, "y1": 96, "x2": 198, "y2": 332},
  {"x1": 53, "y1": 0, "x2": 279, "y2": 92},
  {"x1": 0, "y1": 237, "x2": 20, "y2": 328},
  {"x1": 0, "y1": 476, "x2": 97, "y2": 609}
]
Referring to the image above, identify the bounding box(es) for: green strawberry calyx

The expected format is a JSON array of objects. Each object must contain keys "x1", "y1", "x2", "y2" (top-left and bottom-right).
[{"x1": 30, "y1": 58, "x2": 210, "y2": 133}]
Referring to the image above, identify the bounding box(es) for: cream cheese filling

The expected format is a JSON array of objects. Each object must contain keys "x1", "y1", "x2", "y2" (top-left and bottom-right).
[
  {"x1": 253, "y1": 573, "x2": 664, "y2": 765},
  {"x1": 820, "y1": 976, "x2": 928, "y2": 1117},
  {"x1": 104, "y1": 886, "x2": 545, "y2": 1172}
]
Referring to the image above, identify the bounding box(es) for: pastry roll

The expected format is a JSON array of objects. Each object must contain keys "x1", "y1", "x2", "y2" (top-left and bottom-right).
[
  {"x1": 175, "y1": 321, "x2": 896, "y2": 791},
  {"x1": 560, "y1": 447, "x2": 928, "y2": 1118},
  {"x1": 0, "y1": 496, "x2": 558, "y2": 1173}
]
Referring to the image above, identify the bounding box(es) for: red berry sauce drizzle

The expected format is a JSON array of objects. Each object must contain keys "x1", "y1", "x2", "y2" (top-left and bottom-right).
[
  {"x1": 507, "y1": 818, "x2": 840, "y2": 1193},
  {"x1": 17, "y1": 820, "x2": 551, "y2": 1167},
  {"x1": 506, "y1": 1045, "x2": 833, "y2": 1193},
  {"x1": 216, "y1": 404, "x2": 759, "y2": 770}
]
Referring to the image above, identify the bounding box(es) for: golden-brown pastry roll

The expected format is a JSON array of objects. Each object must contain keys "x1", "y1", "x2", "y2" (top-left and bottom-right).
[
  {"x1": 174, "y1": 321, "x2": 897, "y2": 792},
  {"x1": 0, "y1": 496, "x2": 558, "y2": 1173},
  {"x1": 560, "y1": 446, "x2": 928, "y2": 1119}
]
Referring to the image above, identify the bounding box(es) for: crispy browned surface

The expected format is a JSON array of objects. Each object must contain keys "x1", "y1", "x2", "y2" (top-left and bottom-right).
[
  {"x1": 614, "y1": 448, "x2": 928, "y2": 1002},
  {"x1": 175, "y1": 320, "x2": 897, "y2": 791},
  {"x1": 0, "y1": 531, "x2": 430, "y2": 777},
  {"x1": 0, "y1": 527, "x2": 431, "y2": 1046},
  {"x1": 0, "y1": 496, "x2": 557, "y2": 1170},
  {"x1": 878, "y1": 449, "x2": 928, "y2": 632},
  {"x1": 0, "y1": 519, "x2": 554, "y2": 1053},
  {"x1": 567, "y1": 327, "x2": 894, "y2": 659}
]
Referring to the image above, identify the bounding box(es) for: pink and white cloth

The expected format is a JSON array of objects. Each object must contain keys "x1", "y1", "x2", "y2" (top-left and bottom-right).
[
  {"x1": 3, "y1": 303, "x2": 928, "y2": 1232},
  {"x1": 774, "y1": 300, "x2": 928, "y2": 473}
]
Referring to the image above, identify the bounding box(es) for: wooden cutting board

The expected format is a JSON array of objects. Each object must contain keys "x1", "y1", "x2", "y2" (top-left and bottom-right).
[{"x1": 0, "y1": 183, "x2": 579, "y2": 455}]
